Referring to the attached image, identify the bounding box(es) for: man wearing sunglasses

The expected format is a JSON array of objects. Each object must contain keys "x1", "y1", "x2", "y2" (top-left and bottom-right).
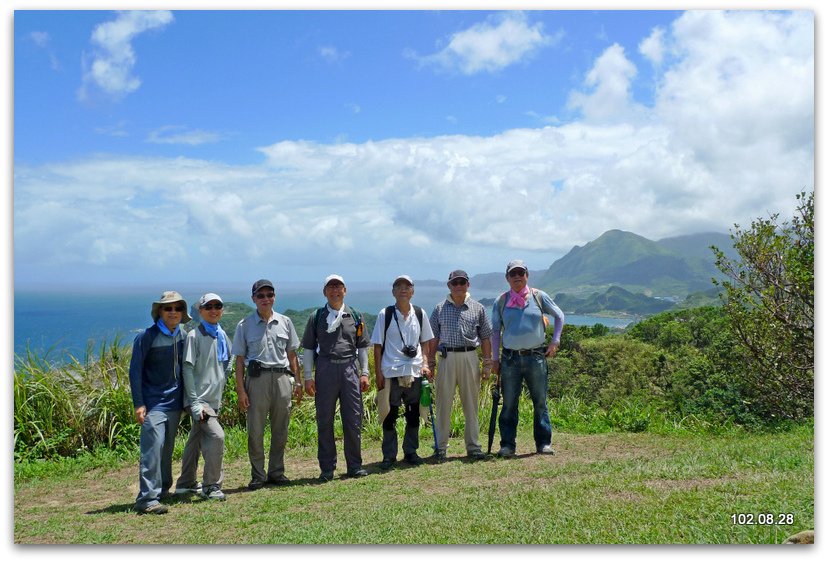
[
  {"x1": 491, "y1": 260, "x2": 565, "y2": 458},
  {"x1": 174, "y1": 293, "x2": 232, "y2": 502},
  {"x1": 232, "y1": 279, "x2": 302, "y2": 490},
  {"x1": 129, "y1": 290, "x2": 191, "y2": 515},
  {"x1": 426, "y1": 270, "x2": 493, "y2": 463}
]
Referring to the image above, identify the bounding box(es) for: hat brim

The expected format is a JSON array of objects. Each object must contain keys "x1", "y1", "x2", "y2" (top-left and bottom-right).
[{"x1": 151, "y1": 301, "x2": 192, "y2": 323}]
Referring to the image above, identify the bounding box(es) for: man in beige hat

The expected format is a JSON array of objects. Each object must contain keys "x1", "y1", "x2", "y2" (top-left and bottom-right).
[{"x1": 129, "y1": 290, "x2": 190, "y2": 515}]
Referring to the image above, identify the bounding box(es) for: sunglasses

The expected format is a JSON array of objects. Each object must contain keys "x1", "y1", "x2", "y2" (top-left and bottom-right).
[
  {"x1": 508, "y1": 269, "x2": 527, "y2": 277},
  {"x1": 255, "y1": 292, "x2": 275, "y2": 300},
  {"x1": 202, "y1": 303, "x2": 224, "y2": 310},
  {"x1": 162, "y1": 305, "x2": 185, "y2": 312},
  {"x1": 449, "y1": 279, "x2": 468, "y2": 286}
]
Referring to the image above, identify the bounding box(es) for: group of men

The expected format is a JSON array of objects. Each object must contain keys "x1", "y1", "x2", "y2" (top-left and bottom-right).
[{"x1": 128, "y1": 260, "x2": 564, "y2": 515}]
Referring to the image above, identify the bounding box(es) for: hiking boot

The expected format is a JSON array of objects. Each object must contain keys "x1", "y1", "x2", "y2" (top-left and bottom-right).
[
  {"x1": 537, "y1": 444, "x2": 555, "y2": 455},
  {"x1": 267, "y1": 474, "x2": 291, "y2": 486},
  {"x1": 174, "y1": 482, "x2": 202, "y2": 495},
  {"x1": 137, "y1": 502, "x2": 168, "y2": 515},
  {"x1": 247, "y1": 480, "x2": 265, "y2": 491},
  {"x1": 200, "y1": 485, "x2": 226, "y2": 501},
  {"x1": 318, "y1": 471, "x2": 334, "y2": 483},
  {"x1": 467, "y1": 450, "x2": 486, "y2": 461},
  {"x1": 347, "y1": 468, "x2": 368, "y2": 478},
  {"x1": 379, "y1": 458, "x2": 395, "y2": 471},
  {"x1": 403, "y1": 453, "x2": 424, "y2": 465},
  {"x1": 497, "y1": 446, "x2": 515, "y2": 458},
  {"x1": 433, "y1": 451, "x2": 447, "y2": 464}
]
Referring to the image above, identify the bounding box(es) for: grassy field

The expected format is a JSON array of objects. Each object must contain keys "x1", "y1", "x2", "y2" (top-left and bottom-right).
[{"x1": 13, "y1": 424, "x2": 813, "y2": 544}]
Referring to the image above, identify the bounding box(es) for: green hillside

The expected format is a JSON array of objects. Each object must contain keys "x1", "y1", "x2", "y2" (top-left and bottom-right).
[
  {"x1": 554, "y1": 286, "x2": 675, "y2": 316},
  {"x1": 538, "y1": 230, "x2": 733, "y2": 297}
]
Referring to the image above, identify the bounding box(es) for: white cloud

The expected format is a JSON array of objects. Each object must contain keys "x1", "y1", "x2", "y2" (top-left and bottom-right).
[
  {"x1": 319, "y1": 46, "x2": 350, "y2": 63},
  {"x1": 29, "y1": 31, "x2": 60, "y2": 70},
  {"x1": 639, "y1": 26, "x2": 666, "y2": 66},
  {"x1": 147, "y1": 126, "x2": 221, "y2": 145},
  {"x1": 567, "y1": 43, "x2": 643, "y2": 123},
  {"x1": 14, "y1": 10, "x2": 814, "y2": 284},
  {"x1": 30, "y1": 31, "x2": 49, "y2": 48},
  {"x1": 79, "y1": 10, "x2": 174, "y2": 101},
  {"x1": 408, "y1": 12, "x2": 558, "y2": 74}
]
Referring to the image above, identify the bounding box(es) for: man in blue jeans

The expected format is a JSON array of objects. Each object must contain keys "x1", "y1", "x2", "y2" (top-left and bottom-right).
[
  {"x1": 491, "y1": 260, "x2": 564, "y2": 457},
  {"x1": 129, "y1": 290, "x2": 190, "y2": 514}
]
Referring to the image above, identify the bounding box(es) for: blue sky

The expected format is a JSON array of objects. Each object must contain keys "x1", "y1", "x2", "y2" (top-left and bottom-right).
[{"x1": 10, "y1": 6, "x2": 816, "y2": 288}]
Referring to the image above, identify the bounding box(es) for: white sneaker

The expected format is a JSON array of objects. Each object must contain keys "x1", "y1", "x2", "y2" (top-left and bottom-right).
[
  {"x1": 200, "y1": 485, "x2": 226, "y2": 501},
  {"x1": 538, "y1": 444, "x2": 555, "y2": 455},
  {"x1": 174, "y1": 482, "x2": 202, "y2": 495}
]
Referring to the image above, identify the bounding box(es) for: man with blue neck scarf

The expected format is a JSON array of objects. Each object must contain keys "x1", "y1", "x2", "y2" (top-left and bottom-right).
[
  {"x1": 129, "y1": 290, "x2": 190, "y2": 515},
  {"x1": 174, "y1": 293, "x2": 232, "y2": 501},
  {"x1": 233, "y1": 279, "x2": 302, "y2": 490}
]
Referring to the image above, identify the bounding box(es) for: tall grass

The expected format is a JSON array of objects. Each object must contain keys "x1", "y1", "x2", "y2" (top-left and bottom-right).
[
  {"x1": 15, "y1": 338, "x2": 785, "y2": 466},
  {"x1": 14, "y1": 338, "x2": 137, "y2": 461}
]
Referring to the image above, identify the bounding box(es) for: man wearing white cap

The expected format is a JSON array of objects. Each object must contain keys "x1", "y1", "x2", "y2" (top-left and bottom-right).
[
  {"x1": 233, "y1": 279, "x2": 302, "y2": 490},
  {"x1": 301, "y1": 274, "x2": 372, "y2": 481},
  {"x1": 174, "y1": 293, "x2": 232, "y2": 501},
  {"x1": 129, "y1": 290, "x2": 190, "y2": 514},
  {"x1": 371, "y1": 275, "x2": 435, "y2": 470}
]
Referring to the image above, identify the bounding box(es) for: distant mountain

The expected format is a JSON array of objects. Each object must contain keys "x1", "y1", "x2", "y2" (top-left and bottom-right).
[
  {"x1": 469, "y1": 270, "x2": 546, "y2": 291},
  {"x1": 537, "y1": 230, "x2": 736, "y2": 297},
  {"x1": 554, "y1": 286, "x2": 675, "y2": 316}
]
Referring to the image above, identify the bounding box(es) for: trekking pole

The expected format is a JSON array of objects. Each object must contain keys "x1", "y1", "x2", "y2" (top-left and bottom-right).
[
  {"x1": 487, "y1": 373, "x2": 501, "y2": 454},
  {"x1": 420, "y1": 378, "x2": 438, "y2": 453}
]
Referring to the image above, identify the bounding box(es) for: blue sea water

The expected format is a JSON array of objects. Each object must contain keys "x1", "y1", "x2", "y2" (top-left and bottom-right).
[{"x1": 13, "y1": 284, "x2": 632, "y2": 365}]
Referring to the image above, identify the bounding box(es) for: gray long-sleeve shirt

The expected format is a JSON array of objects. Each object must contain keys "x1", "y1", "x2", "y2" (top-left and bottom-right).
[{"x1": 182, "y1": 324, "x2": 231, "y2": 417}]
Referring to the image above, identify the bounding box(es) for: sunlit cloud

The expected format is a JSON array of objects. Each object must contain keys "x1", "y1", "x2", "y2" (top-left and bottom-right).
[
  {"x1": 407, "y1": 12, "x2": 560, "y2": 74},
  {"x1": 146, "y1": 125, "x2": 222, "y2": 145},
  {"x1": 78, "y1": 10, "x2": 174, "y2": 101}
]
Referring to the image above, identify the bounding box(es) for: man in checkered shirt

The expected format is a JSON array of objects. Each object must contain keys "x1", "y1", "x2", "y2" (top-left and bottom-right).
[{"x1": 426, "y1": 269, "x2": 493, "y2": 462}]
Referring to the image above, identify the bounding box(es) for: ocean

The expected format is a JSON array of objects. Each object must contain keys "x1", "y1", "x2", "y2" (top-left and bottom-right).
[{"x1": 13, "y1": 283, "x2": 632, "y2": 364}]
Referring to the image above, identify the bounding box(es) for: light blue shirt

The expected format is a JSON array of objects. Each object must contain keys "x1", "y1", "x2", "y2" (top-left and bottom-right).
[{"x1": 491, "y1": 289, "x2": 564, "y2": 360}]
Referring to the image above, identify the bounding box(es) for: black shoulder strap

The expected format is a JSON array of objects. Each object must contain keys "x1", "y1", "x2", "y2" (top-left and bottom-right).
[
  {"x1": 381, "y1": 305, "x2": 395, "y2": 356},
  {"x1": 414, "y1": 305, "x2": 424, "y2": 330}
]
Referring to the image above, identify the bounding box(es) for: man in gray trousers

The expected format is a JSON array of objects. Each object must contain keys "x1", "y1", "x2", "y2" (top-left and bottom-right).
[
  {"x1": 174, "y1": 293, "x2": 232, "y2": 501},
  {"x1": 302, "y1": 274, "x2": 372, "y2": 482},
  {"x1": 233, "y1": 279, "x2": 302, "y2": 490}
]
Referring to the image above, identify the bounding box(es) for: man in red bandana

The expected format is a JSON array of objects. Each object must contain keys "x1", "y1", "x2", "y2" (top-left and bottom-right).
[{"x1": 491, "y1": 260, "x2": 565, "y2": 458}]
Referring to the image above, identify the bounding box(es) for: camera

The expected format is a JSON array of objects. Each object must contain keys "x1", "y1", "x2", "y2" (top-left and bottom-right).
[{"x1": 402, "y1": 344, "x2": 418, "y2": 358}]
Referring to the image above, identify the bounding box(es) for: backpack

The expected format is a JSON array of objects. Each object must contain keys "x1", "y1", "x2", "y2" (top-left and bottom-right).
[
  {"x1": 497, "y1": 289, "x2": 549, "y2": 329},
  {"x1": 313, "y1": 304, "x2": 364, "y2": 342},
  {"x1": 312, "y1": 305, "x2": 364, "y2": 364},
  {"x1": 380, "y1": 305, "x2": 424, "y2": 356}
]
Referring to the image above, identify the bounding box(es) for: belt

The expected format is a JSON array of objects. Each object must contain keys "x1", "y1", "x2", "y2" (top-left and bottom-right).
[
  {"x1": 445, "y1": 346, "x2": 477, "y2": 352},
  {"x1": 259, "y1": 366, "x2": 290, "y2": 373},
  {"x1": 324, "y1": 356, "x2": 356, "y2": 364},
  {"x1": 503, "y1": 346, "x2": 546, "y2": 356}
]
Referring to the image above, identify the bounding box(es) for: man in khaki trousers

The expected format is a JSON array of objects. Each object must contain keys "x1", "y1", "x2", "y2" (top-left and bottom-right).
[{"x1": 426, "y1": 270, "x2": 493, "y2": 462}]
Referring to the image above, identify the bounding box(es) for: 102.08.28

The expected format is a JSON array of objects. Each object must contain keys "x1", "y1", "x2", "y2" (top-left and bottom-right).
[{"x1": 731, "y1": 513, "x2": 794, "y2": 525}]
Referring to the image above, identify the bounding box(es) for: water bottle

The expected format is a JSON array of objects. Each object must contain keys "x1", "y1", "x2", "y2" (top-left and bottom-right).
[{"x1": 420, "y1": 378, "x2": 432, "y2": 407}]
